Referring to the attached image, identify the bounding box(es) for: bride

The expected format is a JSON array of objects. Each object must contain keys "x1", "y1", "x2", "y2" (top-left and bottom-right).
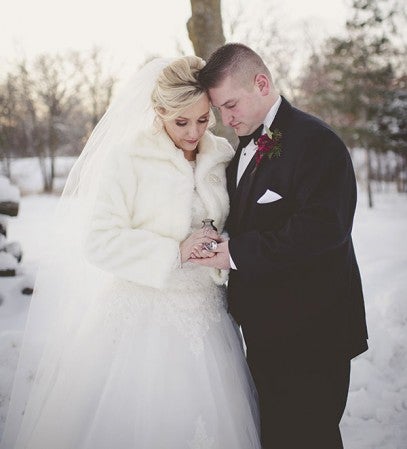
[{"x1": 1, "y1": 56, "x2": 261, "y2": 448}]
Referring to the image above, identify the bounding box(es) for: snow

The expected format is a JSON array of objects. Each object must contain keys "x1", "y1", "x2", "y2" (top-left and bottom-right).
[
  {"x1": 2, "y1": 242, "x2": 22, "y2": 262},
  {"x1": 0, "y1": 330, "x2": 23, "y2": 436},
  {"x1": 0, "y1": 177, "x2": 19, "y2": 203},
  {"x1": 0, "y1": 253, "x2": 18, "y2": 272},
  {"x1": 5, "y1": 157, "x2": 76, "y2": 195},
  {"x1": 0, "y1": 216, "x2": 7, "y2": 232},
  {"x1": 341, "y1": 192, "x2": 407, "y2": 448},
  {"x1": 0, "y1": 188, "x2": 406, "y2": 447}
]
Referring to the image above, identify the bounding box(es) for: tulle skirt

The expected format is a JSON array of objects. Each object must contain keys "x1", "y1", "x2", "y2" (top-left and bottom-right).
[{"x1": 12, "y1": 266, "x2": 261, "y2": 449}]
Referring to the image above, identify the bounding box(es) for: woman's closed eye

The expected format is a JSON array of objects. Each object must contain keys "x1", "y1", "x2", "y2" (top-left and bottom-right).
[{"x1": 175, "y1": 118, "x2": 209, "y2": 127}]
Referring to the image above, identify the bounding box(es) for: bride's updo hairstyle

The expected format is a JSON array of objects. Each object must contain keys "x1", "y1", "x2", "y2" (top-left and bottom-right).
[{"x1": 152, "y1": 56, "x2": 215, "y2": 126}]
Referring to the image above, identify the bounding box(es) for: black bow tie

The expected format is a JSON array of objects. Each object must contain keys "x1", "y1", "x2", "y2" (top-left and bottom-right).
[{"x1": 238, "y1": 124, "x2": 264, "y2": 148}]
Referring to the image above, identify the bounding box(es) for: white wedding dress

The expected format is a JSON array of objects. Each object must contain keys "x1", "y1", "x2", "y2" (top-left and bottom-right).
[{"x1": 8, "y1": 166, "x2": 261, "y2": 449}]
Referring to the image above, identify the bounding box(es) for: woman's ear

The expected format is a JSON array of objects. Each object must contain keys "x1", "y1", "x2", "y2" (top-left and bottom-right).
[
  {"x1": 153, "y1": 113, "x2": 164, "y2": 131},
  {"x1": 155, "y1": 106, "x2": 167, "y2": 117}
]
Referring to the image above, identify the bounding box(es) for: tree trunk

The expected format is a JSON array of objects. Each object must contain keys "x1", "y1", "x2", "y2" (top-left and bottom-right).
[
  {"x1": 397, "y1": 153, "x2": 407, "y2": 193},
  {"x1": 1, "y1": 152, "x2": 12, "y2": 179},
  {"x1": 188, "y1": 0, "x2": 237, "y2": 145},
  {"x1": 188, "y1": 0, "x2": 225, "y2": 61},
  {"x1": 366, "y1": 147, "x2": 374, "y2": 208},
  {"x1": 38, "y1": 153, "x2": 51, "y2": 192},
  {"x1": 375, "y1": 150, "x2": 383, "y2": 192},
  {"x1": 49, "y1": 120, "x2": 57, "y2": 193}
]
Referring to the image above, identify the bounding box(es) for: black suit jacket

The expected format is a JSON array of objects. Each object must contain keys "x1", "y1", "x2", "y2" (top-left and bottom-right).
[{"x1": 227, "y1": 97, "x2": 368, "y2": 360}]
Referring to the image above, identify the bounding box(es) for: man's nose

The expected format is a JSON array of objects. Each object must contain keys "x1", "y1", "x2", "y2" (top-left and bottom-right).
[{"x1": 220, "y1": 109, "x2": 232, "y2": 126}]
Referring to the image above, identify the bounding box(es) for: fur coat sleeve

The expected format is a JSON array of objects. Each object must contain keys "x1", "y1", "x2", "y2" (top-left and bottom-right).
[{"x1": 83, "y1": 149, "x2": 181, "y2": 290}]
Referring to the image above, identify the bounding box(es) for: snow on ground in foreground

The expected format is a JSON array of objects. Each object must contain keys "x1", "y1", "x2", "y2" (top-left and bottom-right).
[
  {"x1": 0, "y1": 191, "x2": 406, "y2": 448},
  {"x1": 0, "y1": 177, "x2": 20, "y2": 203},
  {"x1": 7, "y1": 157, "x2": 76, "y2": 195},
  {"x1": 341, "y1": 192, "x2": 407, "y2": 449},
  {"x1": 0, "y1": 195, "x2": 60, "y2": 434}
]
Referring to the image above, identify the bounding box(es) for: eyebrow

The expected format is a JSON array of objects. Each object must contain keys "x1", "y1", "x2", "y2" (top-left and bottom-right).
[{"x1": 220, "y1": 99, "x2": 236, "y2": 107}]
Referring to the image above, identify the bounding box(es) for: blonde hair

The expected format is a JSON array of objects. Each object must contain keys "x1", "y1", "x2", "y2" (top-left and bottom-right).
[{"x1": 152, "y1": 56, "x2": 215, "y2": 126}]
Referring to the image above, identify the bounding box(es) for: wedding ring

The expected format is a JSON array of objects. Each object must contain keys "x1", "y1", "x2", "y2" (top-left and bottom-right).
[{"x1": 203, "y1": 240, "x2": 218, "y2": 251}]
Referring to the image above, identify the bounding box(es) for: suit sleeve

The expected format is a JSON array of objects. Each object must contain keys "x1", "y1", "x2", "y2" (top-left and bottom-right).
[
  {"x1": 83, "y1": 153, "x2": 180, "y2": 290},
  {"x1": 229, "y1": 130, "x2": 357, "y2": 281}
]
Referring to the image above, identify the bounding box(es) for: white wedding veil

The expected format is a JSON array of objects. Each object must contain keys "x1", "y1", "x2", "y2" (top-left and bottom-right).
[{"x1": 0, "y1": 57, "x2": 173, "y2": 448}]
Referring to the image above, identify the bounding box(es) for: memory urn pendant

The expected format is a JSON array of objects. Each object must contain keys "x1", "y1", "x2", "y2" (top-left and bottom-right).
[{"x1": 201, "y1": 219, "x2": 218, "y2": 251}]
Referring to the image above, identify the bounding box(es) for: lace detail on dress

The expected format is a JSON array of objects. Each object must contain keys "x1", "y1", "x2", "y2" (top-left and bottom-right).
[
  {"x1": 188, "y1": 416, "x2": 215, "y2": 449},
  {"x1": 101, "y1": 267, "x2": 226, "y2": 356},
  {"x1": 156, "y1": 275, "x2": 224, "y2": 355}
]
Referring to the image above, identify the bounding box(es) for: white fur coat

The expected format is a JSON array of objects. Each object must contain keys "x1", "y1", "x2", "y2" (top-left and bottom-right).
[{"x1": 84, "y1": 126, "x2": 234, "y2": 290}]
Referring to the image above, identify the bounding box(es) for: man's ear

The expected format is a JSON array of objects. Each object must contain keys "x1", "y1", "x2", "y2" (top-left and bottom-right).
[{"x1": 254, "y1": 74, "x2": 270, "y2": 96}]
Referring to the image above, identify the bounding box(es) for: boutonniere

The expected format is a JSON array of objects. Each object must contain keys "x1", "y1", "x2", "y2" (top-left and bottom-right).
[{"x1": 254, "y1": 127, "x2": 282, "y2": 166}]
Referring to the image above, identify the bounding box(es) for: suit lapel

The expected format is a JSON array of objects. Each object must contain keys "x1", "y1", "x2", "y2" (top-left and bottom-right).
[
  {"x1": 226, "y1": 144, "x2": 243, "y2": 234},
  {"x1": 226, "y1": 144, "x2": 242, "y2": 198},
  {"x1": 234, "y1": 155, "x2": 257, "y2": 227},
  {"x1": 232, "y1": 97, "x2": 293, "y2": 231}
]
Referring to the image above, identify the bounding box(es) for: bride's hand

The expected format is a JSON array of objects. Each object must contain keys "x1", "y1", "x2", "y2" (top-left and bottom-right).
[{"x1": 180, "y1": 229, "x2": 220, "y2": 263}]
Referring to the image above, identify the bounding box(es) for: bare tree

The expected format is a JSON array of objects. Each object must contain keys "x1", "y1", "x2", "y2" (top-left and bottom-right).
[
  {"x1": 33, "y1": 54, "x2": 83, "y2": 191},
  {"x1": 14, "y1": 54, "x2": 83, "y2": 191},
  {"x1": 17, "y1": 59, "x2": 45, "y2": 166},
  {"x1": 1, "y1": 49, "x2": 119, "y2": 191},
  {"x1": 73, "y1": 47, "x2": 116, "y2": 129},
  {"x1": 0, "y1": 73, "x2": 25, "y2": 177}
]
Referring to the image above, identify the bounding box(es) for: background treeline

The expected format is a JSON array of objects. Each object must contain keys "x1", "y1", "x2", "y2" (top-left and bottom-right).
[
  {"x1": 0, "y1": 0, "x2": 406, "y2": 207},
  {"x1": 296, "y1": 0, "x2": 407, "y2": 206},
  {"x1": 0, "y1": 48, "x2": 116, "y2": 192}
]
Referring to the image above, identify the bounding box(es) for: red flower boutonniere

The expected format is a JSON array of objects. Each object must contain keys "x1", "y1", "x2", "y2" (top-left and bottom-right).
[{"x1": 254, "y1": 126, "x2": 282, "y2": 166}]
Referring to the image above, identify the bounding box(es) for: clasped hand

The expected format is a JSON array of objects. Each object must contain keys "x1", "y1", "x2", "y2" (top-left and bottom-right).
[{"x1": 180, "y1": 228, "x2": 223, "y2": 263}]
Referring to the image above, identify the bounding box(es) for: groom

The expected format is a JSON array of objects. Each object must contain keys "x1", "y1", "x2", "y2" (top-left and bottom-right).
[{"x1": 193, "y1": 43, "x2": 368, "y2": 449}]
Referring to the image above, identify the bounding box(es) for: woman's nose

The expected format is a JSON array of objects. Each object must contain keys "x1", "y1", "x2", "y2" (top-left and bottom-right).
[{"x1": 188, "y1": 124, "x2": 200, "y2": 138}]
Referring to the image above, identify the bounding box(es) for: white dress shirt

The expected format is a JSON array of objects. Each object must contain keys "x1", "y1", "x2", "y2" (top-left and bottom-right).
[
  {"x1": 230, "y1": 96, "x2": 282, "y2": 270},
  {"x1": 236, "y1": 96, "x2": 282, "y2": 186}
]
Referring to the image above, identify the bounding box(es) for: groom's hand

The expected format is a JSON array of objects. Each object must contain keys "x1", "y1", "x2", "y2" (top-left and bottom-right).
[
  {"x1": 180, "y1": 229, "x2": 219, "y2": 263},
  {"x1": 189, "y1": 241, "x2": 231, "y2": 270}
]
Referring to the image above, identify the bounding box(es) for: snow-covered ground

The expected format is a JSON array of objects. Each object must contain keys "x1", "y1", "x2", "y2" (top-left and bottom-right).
[
  {"x1": 0, "y1": 194, "x2": 60, "y2": 438},
  {"x1": 0, "y1": 177, "x2": 19, "y2": 204},
  {"x1": 0, "y1": 188, "x2": 406, "y2": 448},
  {"x1": 341, "y1": 192, "x2": 407, "y2": 449},
  {"x1": 6, "y1": 157, "x2": 76, "y2": 195}
]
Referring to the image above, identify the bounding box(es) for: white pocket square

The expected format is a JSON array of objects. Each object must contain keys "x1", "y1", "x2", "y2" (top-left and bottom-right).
[{"x1": 257, "y1": 189, "x2": 283, "y2": 204}]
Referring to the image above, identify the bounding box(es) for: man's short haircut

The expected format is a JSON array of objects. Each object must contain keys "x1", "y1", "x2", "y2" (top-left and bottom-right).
[{"x1": 198, "y1": 43, "x2": 272, "y2": 90}]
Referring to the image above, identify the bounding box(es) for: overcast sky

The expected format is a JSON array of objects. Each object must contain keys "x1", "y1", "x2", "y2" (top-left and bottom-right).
[{"x1": 1, "y1": 0, "x2": 348, "y2": 73}]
